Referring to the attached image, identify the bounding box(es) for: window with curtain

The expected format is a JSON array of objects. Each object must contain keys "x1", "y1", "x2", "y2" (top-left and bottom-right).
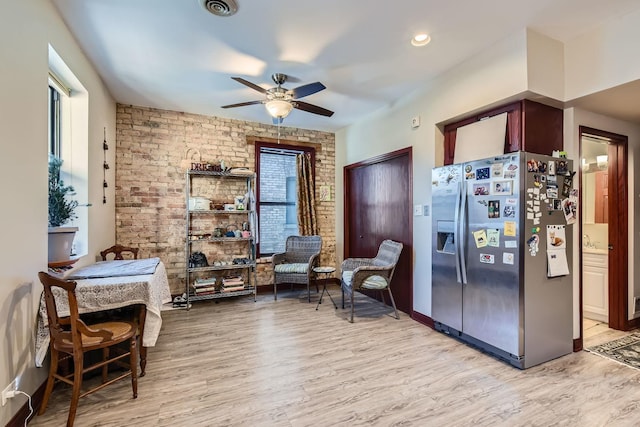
[{"x1": 255, "y1": 141, "x2": 315, "y2": 256}]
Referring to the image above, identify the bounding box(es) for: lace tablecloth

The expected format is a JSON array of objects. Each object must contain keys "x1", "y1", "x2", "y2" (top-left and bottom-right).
[{"x1": 35, "y1": 260, "x2": 172, "y2": 367}]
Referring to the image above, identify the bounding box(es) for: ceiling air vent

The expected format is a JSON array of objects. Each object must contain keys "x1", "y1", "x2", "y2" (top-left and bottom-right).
[{"x1": 200, "y1": 0, "x2": 238, "y2": 17}]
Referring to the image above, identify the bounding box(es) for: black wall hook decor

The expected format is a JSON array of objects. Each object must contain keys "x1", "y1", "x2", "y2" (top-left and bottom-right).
[{"x1": 103, "y1": 127, "x2": 110, "y2": 203}]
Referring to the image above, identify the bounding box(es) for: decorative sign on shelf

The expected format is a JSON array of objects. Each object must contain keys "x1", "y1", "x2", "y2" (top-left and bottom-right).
[{"x1": 103, "y1": 127, "x2": 109, "y2": 204}]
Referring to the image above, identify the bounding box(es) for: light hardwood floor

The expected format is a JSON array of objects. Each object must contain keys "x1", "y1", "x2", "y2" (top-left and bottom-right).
[{"x1": 30, "y1": 287, "x2": 640, "y2": 427}]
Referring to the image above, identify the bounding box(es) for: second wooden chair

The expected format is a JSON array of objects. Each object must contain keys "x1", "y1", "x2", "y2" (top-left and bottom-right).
[{"x1": 100, "y1": 244, "x2": 139, "y2": 261}]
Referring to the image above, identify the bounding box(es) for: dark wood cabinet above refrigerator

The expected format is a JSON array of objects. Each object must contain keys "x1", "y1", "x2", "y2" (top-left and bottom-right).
[{"x1": 443, "y1": 99, "x2": 563, "y2": 165}]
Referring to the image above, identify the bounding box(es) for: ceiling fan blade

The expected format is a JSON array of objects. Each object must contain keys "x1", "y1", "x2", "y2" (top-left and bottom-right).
[
  {"x1": 294, "y1": 101, "x2": 334, "y2": 117},
  {"x1": 231, "y1": 77, "x2": 268, "y2": 94},
  {"x1": 291, "y1": 82, "x2": 326, "y2": 99},
  {"x1": 221, "y1": 100, "x2": 263, "y2": 109}
]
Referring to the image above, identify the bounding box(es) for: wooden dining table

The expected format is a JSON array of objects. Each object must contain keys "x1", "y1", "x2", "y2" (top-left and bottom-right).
[{"x1": 35, "y1": 257, "x2": 172, "y2": 376}]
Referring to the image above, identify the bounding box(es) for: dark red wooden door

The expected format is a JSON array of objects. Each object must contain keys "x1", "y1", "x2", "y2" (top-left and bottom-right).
[{"x1": 344, "y1": 148, "x2": 413, "y2": 315}]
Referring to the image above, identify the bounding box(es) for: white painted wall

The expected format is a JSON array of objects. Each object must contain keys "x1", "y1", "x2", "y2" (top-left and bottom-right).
[
  {"x1": 564, "y1": 108, "x2": 640, "y2": 337},
  {"x1": 564, "y1": 8, "x2": 640, "y2": 100},
  {"x1": 0, "y1": 1, "x2": 115, "y2": 423},
  {"x1": 526, "y1": 29, "x2": 564, "y2": 101}
]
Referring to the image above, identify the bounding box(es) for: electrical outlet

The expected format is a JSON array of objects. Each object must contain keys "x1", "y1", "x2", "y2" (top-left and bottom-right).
[{"x1": 1, "y1": 379, "x2": 17, "y2": 406}]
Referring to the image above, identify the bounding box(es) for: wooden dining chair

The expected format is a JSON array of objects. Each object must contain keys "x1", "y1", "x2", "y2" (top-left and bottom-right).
[
  {"x1": 38, "y1": 271, "x2": 138, "y2": 427},
  {"x1": 100, "y1": 244, "x2": 139, "y2": 261}
]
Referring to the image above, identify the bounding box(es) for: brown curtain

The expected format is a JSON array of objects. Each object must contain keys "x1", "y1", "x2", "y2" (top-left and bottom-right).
[{"x1": 296, "y1": 153, "x2": 318, "y2": 235}]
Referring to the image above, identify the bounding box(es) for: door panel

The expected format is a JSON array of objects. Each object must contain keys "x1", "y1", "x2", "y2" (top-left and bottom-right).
[{"x1": 345, "y1": 148, "x2": 413, "y2": 314}]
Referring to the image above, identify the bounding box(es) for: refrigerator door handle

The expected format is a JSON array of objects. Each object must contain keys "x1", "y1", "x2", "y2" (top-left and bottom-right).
[
  {"x1": 454, "y1": 181, "x2": 462, "y2": 284},
  {"x1": 459, "y1": 179, "x2": 468, "y2": 284}
]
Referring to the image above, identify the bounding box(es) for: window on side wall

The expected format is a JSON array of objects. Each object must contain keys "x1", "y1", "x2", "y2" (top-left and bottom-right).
[
  {"x1": 48, "y1": 84, "x2": 62, "y2": 158},
  {"x1": 48, "y1": 45, "x2": 89, "y2": 257},
  {"x1": 255, "y1": 141, "x2": 315, "y2": 257}
]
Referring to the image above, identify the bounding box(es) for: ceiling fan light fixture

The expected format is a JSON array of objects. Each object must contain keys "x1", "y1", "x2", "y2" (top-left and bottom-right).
[{"x1": 265, "y1": 99, "x2": 293, "y2": 118}]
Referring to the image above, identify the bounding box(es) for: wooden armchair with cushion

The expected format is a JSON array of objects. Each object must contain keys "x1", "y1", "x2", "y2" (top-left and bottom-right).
[
  {"x1": 38, "y1": 271, "x2": 138, "y2": 427},
  {"x1": 341, "y1": 239, "x2": 403, "y2": 323},
  {"x1": 272, "y1": 235, "x2": 322, "y2": 302},
  {"x1": 100, "y1": 244, "x2": 139, "y2": 261}
]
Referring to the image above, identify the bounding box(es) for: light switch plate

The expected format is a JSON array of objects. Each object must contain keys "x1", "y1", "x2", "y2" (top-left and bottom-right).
[
  {"x1": 411, "y1": 116, "x2": 421, "y2": 128},
  {"x1": 414, "y1": 204, "x2": 423, "y2": 216}
]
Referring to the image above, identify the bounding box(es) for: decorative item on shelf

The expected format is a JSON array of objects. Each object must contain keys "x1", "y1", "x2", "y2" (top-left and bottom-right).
[
  {"x1": 229, "y1": 167, "x2": 254, "y2": 176},
  {"x1": 102, "y1": 127, "x2": 109, "y2": 204},
  {"x1": 188, "y1": 251, "x2": 208, "y2": 268},
  {"x1": 234, "y1": 195, "x2": 245, "y2": 210},
  {"x1": 189, "y1": 197, "x2": 211, "y2": 211},
  {"x1": 225, "y1": 224, "x2": 236, "y2": 237},
  {"x1": 181, "y1": 147, "x2": 201, "y2": 170}
]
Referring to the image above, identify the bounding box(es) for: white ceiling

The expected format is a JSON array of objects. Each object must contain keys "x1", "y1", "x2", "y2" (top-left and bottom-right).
[{"x1": 51, "y1": 0, "x2": 640, "y2": 132}]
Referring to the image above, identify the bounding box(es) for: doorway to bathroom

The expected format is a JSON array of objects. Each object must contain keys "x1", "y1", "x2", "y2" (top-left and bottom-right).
[{"x1": 579, "y1": 126, "x2": 628, "y2": 338}]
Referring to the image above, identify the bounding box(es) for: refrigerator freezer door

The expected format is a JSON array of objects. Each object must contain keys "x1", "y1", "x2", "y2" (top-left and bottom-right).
[
  {"x1": 431, "y1": 165, "x2": 463, "y2": 331},
  {"x1": 461, "y1": 154, "x2": 523, "y2": 357},
  {"x1": 521, "y1": 153, "x2": 573, "y2": 367}
]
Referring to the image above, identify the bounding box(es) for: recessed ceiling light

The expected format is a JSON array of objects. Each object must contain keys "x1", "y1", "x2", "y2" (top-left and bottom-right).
[{"x1": 411, "y1": 33, "x2": 431, "y2": 47}]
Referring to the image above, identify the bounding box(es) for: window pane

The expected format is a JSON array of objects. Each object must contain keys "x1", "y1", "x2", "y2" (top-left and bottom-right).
[
  {"x1": 48, "y1": 85, "x2": 61, "y2": 157},
  {"x1": 258, "y1": 205, "x2": 298, "y2": 254},
  {"x1": 258, "y1": 151, "x2": 298, "y2": 254}
]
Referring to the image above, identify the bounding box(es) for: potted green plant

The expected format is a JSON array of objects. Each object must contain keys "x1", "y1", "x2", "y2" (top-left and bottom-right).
[{"x1": 48, "y1": 155, "x2": 79, "y2": 263}]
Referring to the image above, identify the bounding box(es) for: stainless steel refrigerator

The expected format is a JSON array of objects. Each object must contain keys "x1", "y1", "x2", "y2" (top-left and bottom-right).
[{"x1": 431, "y1": 152, "x2": 573, "y2": 369}]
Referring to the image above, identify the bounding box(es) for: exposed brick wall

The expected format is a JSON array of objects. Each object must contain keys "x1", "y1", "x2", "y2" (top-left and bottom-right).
[{"x1": 115, "y1": 104, "x2": 336, "y2": 296}]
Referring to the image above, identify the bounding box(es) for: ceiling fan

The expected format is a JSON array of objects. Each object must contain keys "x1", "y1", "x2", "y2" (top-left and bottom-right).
[{"x1": 221, "y1": 73, "x2": 334, "y2": 122}]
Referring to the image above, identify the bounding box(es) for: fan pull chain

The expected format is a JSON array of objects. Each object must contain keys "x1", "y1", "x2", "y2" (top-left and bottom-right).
[{"x1": 277, "y1": 121, "x2": 281, "y2": 144}]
